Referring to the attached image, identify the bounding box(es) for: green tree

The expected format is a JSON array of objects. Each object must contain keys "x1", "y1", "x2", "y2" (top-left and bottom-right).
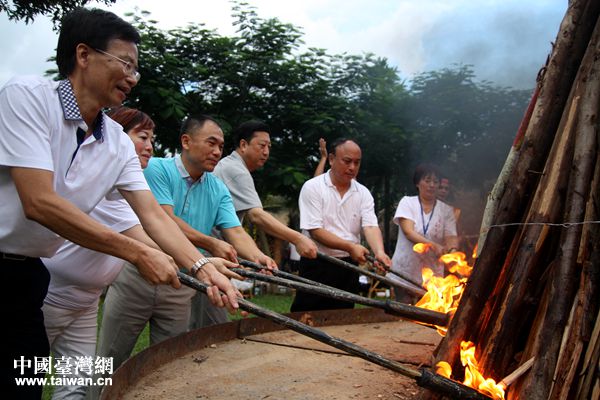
[
  {"x1": 124, "y1": 3, "x2": 410, "y2": 207},
  {"x1": 0, "y1": 0, "x2": 116, "y2": 26}
]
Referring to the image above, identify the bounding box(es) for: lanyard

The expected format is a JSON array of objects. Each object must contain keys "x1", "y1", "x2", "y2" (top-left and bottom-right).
[{"x1": 419, "y1": 198, "x2": 436, "y2": 236}]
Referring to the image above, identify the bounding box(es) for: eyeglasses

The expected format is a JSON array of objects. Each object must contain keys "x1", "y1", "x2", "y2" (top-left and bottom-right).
[{"x1": 93, "y1": 48, "x2": 141, "y2": 82}]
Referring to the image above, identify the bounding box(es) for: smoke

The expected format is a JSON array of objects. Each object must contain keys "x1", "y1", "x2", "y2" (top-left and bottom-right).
[{"x1": 421, "y1": 2, "x2": 564, "y2": 89}]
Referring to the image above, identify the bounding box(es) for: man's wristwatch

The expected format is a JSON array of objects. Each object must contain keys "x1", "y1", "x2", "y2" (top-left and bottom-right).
[{"x1": 190, "y1": 258, "x2": 211, "y2": 277}]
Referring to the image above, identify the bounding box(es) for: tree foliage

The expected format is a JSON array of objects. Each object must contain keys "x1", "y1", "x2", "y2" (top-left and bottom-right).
[
  {"x1": 0, "y1": 0, "x2": 116, "y2": 26},
  {"x1": 125, "y1": 3, "x2": 411, "y2": 204}
]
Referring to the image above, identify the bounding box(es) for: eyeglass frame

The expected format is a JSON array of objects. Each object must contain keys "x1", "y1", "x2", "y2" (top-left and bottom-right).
[{"x1": 93, "y1": 48, "x2": 141, "y2": 82}]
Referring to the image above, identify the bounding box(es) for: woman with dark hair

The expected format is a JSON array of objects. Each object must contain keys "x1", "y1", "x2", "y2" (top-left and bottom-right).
[
  {"x1": 41, "y1": 107, "x2": 156, "y2": 399},
  {"x1": 388, "y1": 163, "x2": 458, "y2": 304}
]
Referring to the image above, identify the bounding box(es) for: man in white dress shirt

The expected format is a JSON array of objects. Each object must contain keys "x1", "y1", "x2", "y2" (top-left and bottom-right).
[{"x1": 291, "y1": 138, "x2": 391, "y2": 312}]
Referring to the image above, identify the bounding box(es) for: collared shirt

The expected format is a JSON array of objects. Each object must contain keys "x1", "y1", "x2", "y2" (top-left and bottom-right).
[
  {"x1": 389, "y1": 196, "x2": 457, "y2": 284},
  {"x1": 213, "y1": 150, "x2": 262, "y2": 222},
  {"x1": 143, "y1": 156, "x2": 240, "y2": 242},
  {"x1": 0, "y1": 76, "x2": 149, "y2": 257},
  {"x1": 299, "y1": 171, "x2": 379, "y2": 258},
  {"x1": 43, "y1": 197, "x2": 140, "y2": 310}
]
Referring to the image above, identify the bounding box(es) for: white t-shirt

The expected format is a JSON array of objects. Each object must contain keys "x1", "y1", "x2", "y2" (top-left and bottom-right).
[
  {"x1": 43, "y1": 197, "x2": 139, "y2": 310},
  {"x1": 299, "y1": 171, "x2": 379, "y2": 258},
  {"x1": 0, "y1": 76, "x2": 149, "y2": 257},
  {"x1": 389, "y1": 196, "x2": 457, "y2": 284}
]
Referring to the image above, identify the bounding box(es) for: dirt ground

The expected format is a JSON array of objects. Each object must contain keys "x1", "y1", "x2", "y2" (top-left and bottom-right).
[{"x1": 121, "y1": 320, "x2": 441, "y2": 400}]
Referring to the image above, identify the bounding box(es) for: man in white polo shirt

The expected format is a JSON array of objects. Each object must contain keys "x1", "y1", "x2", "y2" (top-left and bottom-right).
[
  {"x1": 291, "y1": 138, "x2": 391, "y2": 312},
  {"x1": 0, "y1": 8, "x2": 239, "y2": 398}
]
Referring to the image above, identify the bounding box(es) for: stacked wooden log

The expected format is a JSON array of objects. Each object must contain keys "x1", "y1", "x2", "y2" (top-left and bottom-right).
[{"x1": 425, "y1": 1, "x2": 600, "y2": 399}]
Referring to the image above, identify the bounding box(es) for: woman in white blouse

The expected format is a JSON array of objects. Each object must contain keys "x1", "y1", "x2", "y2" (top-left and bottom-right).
[{"x1": 388, "y1": 163, "x2": 459, "y2": 304}]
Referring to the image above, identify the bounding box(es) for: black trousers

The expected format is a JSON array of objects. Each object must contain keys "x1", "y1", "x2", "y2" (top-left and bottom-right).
[
  {"x1": 0, "y1": 255, "x2": 50, "y2": 399},
  {"x1": 290, "y1": 256, "x2": 359, "y2": 312}
]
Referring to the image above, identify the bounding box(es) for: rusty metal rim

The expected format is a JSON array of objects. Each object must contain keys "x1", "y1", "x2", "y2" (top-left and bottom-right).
[{"x1": 101, "y1": 308, "x2": 400, "y2": 399}]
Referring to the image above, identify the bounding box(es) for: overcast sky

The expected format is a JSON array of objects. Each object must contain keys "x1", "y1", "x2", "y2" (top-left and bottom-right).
[{"x1": 0, "y1": 0, "x2": 567, "y2": 89}]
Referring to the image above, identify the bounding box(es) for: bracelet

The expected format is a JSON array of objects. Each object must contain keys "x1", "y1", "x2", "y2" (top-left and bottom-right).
[{"x1": 190, "y1": 258, "x2": 211, "y2": 277}]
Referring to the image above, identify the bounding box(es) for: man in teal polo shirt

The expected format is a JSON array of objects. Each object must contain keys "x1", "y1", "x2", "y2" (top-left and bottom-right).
[{"x1": 96, "y1": 115, "x2": 274, "y2": 378}]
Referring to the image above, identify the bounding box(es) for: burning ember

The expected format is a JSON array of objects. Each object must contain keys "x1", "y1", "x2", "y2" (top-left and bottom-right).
[{"x1": 435, "y1": 341, "x2": 506, "y2": 400}]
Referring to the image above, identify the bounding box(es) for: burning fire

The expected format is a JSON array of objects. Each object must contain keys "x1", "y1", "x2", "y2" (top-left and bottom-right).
[
  {"x1": 435, "y1": 341, "x2": 506, "y2": 400},
  {"x1": 415, "y1": 268, "x2": 464, "y2": 335},
  {"x1": 439, "y1": 251, "x2": 472, "y2": 277},
  {"x1": 412, "y1": 242, "x2": 433, "y2": 254},
  {"x1": 411, "y1": 244, "x2": 472, "y2": 334},
  {"x1": 435, "y1": 361, "x2": 452, "y2": 378},
  {"x1": 413, "y1": 245, "x2": 505, "y2": 398}
]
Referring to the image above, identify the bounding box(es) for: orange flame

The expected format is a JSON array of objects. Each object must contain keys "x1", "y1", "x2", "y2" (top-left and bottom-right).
[
  {"x1": 416, "y1": 268, "x2": 465, "y2": 335},
  {"x1": 439, "y1": 251, "x2": 472, "y2": 277},
  {"x1": 435, "y1": 342, "x2": 505, "y2": 400},
  {"x1": 472, "y1": 243, "x2": 479, "y2": 259},
  {"x1": 435, "y1": 361, "x2": 452, "y2": 379},
  {"x1": 414, "y1": 249, "x2": 474, "y2": 335},
  {"x1": 413, "y1": 242, "x2": 433, "y2": 254},
  {"x1": 460, "y1": 341, "x2": 506, "y2": 400}
]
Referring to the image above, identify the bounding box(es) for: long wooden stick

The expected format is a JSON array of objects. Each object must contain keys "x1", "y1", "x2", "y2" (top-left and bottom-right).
[
  {"x1": 365, "y1": 254, "x2": 424, "y2": 289},
  {"x1": 239, "y1": 258, "x2": 426, "y2": 297},
  {"x1": 316, "y1": 252, "x2": 426, "y2": 297},
  {"x1": 177, "y1": 271, "x2": 491, "y2": 400},
  {"x1": 232, "y1": 267, "x2": 448, "y2": 326},
  {"x1": 499, "y1": 357, "x2": 535, "y2": 388},
  {"x1": 238, "y1": 259, "x2": 333, "y2": 288}
]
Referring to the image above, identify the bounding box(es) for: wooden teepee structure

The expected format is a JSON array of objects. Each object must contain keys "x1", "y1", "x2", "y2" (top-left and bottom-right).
[{"x1": 425, "y1": 1, "x2": 600, "y2": 398}]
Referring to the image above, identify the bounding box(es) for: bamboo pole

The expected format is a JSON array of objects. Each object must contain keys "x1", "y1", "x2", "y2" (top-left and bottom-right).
[
  {"x1": 231, "y1": 267, "x2": 448, "y2": 326},
  {"x1": 239, "y1": 257, "x2": 426, "y2": 297},
  {"x1": 365, "y1": 254, "x2": 425, "y2": 289},
  {"x1": 316, "y1": 252, "x2": 426, "y2": 297},
  {"x1": 177, "y1": 271, "x2": 492, "y2": 400},
  {"x1": 239, "y1": 259, "x2": 332, "y2": 288}
]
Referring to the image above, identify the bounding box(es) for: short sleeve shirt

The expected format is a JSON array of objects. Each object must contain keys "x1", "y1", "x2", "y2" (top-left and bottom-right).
[
  {"x1": 0, "y1": 76, "x2": 148, "y2": 257},
  {"x1": 390, "y1": 196, "x2": 457, "y2": 282},
  {"x1": 213, "y1": 151, "x2": 262, "y2": 222},
  {"x1": 43, "y1": 197, "x2": 140, "y2": 310},
  {"x1": 144, "y1": 156, "x2": 240, "y2": 240},
  {"x1": 298, "y1": 171, "x2": 379, "y2": 258}
]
